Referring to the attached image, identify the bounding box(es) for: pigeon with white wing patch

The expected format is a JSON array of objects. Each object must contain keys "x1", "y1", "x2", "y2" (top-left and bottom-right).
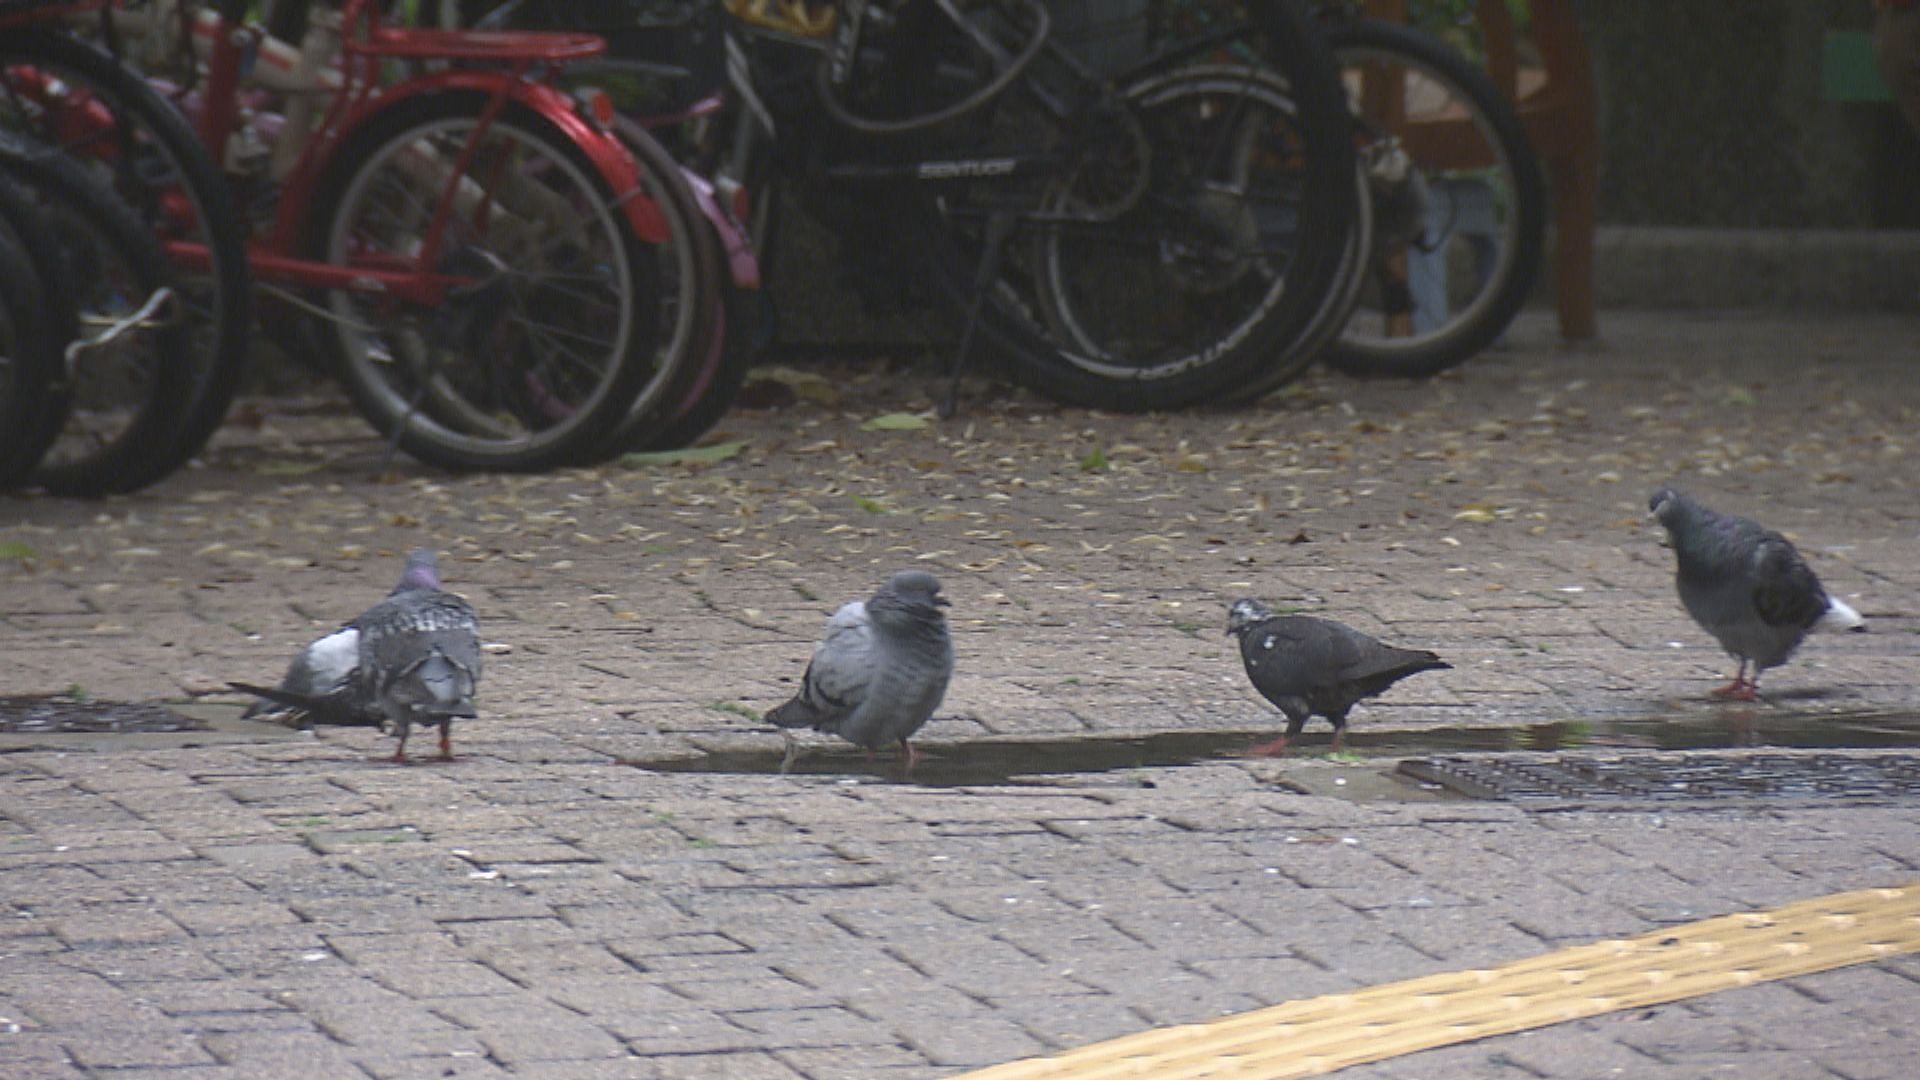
[
  {"x1": 1649, "y1": 487, "x2": 1864, "y2": 701},
  {"x1": 233, "y1": 549, "x2": 482, "y2": 762}
]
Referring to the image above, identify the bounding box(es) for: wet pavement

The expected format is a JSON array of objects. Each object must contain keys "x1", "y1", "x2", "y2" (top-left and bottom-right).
[{"x1": 2, "y1": 310, "x2": 1919, "y2": 1078}]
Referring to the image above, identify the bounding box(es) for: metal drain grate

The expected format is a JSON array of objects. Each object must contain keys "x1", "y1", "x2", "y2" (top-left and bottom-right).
[{"x1": 1398, "y1": 752, "x2": 1920, "y2": 802}]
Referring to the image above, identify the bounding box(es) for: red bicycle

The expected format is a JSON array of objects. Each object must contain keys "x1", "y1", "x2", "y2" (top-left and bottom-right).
[{"x1": 2, "y1": 0, "x2": 704, "y2": 471}]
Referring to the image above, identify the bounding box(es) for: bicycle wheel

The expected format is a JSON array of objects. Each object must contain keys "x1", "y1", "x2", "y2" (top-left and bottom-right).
[
  {"x1": 601, "y1": 114, "x2": 743, "y2": 453},
  {"x1": 1319, "y1": 17, "x2": 1545, "y2": 378},
  {"x1": 307, "y1": 91, "x2": 667, "y2": 472},
  {"x1": 1036, "y1": 63, "x2": 1374, "y2": 407},
  {"x1": 0, "y1": 132, "x2": 193, "y2": 496},
  {"x1": 884, "y1": 0, "x2": 1357, "y2": 410},
  {"x1": 0, "y1": 28, "x2": 252, "y2": 489},
  {"x1": 0, "y1": 173, "x2": 65, "y2": 490}
]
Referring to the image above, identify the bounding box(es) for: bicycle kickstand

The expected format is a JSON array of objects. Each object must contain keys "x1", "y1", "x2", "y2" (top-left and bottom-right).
[{"x1": 940, "y1": 209, "x2": 1015, "y2": 420}]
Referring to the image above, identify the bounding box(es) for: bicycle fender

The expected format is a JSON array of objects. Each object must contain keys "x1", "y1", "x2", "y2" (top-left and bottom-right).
[{"x1": 329, "y1": 73, "x2": 671, "y2": 245}]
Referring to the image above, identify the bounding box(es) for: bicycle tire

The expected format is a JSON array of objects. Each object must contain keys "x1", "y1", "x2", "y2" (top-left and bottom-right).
[
  {"x1": 1104, "y1": 63, "x2": 1373, "y2": 407},
  {"x1": 601, "y1": 114, "x2": 741, "y2": 453},
  {"x1": 1318, "y1": 17, "x2": 1546, "y2": 379},
  {"x1": 0, "y1": 174, "x2": 64, "y2": 490},
  {"x1": 887, "y1": 0, "x2": 1357, "y2": 411},
  {"x1": 307, "y1": 91, "x2": 666, "y2": 472},
  {"x1": 0, "y1": 28, "x2": 252, "y2": 489},
  {"x1": 0, "y1": 132, "x2": 194, "y2": 496}
]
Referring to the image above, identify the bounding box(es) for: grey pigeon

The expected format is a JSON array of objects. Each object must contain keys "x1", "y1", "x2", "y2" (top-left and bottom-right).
[
  {"x1": 231, "y1": 551, "x2": 442, "y2": 729},
  {"x1": 1226, "y1": 600, "x2": 1449, "y2": 755},
  {"x1": 233, "y1": 550, "x2": 482, "y2": 762},
  {"x1": 1648, "y1": 487, "x2": 1864, "y2": 700},
  {"x1": 767, "y1": 570, "x2": 953, "y2": 769}
]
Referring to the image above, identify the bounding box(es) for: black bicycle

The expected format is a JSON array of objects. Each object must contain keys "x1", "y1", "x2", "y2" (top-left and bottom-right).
[
  {"x1": 0, "y1": 4, "x2": 252, "y2": 493},
  {"x1": 714, "y1": 0, "x2": 1360, "y2": 413}
]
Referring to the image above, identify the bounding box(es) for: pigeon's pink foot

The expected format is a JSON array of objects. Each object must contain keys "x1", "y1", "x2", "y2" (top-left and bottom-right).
[
  {"x1": 897, "y1": 741, "x2": 923, "y2": 771},
  {"x1": 1245, "y1": 735, "x2": 1292, "y2": 758},
  {"x1": 1709, "y1": 679, "x2": 1757, "y2": 701}
]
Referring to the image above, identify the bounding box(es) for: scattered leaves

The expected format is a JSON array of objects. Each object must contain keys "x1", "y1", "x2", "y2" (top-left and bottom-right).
[
  {"x1": 851, "y1": 496, "x2": 891, "y2": 514},
  {"x1": 708, "y1": 701, "x2": 763, "y2": 722},
  {"x1": 1079, "y1": 446, "x2": 1109, "y2": 473},
  {"x1": 0, "y1": 541, "x2": 37, "y2": 561}
]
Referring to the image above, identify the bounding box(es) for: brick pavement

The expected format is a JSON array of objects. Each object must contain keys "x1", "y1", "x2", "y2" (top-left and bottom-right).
[{"x1": 1, "y1": 310, "x2": 1917, "y2": 1078}]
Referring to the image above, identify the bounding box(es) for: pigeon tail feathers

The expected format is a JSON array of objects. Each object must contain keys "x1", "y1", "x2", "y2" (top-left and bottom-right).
[
  {"x1": 407, "y1": 650, "x2": 478, "y2": 718},
  {"x1": 228, "y1": 681, "x2": 383, "y2": 728},
  {"x1": 1816, "y1": 597, "x2": 1865, "y2": 633},
  {"x1": 765, "y1": 695, "x2": 827, "y2": 730}
]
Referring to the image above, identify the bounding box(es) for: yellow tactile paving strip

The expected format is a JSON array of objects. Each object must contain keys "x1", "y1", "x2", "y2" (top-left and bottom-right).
[{"x1": 959, "y1": 882, "x2": 1920, "y2": 1079}]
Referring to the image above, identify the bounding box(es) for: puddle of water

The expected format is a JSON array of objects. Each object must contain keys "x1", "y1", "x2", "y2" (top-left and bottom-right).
[
  {"x1": 0, "y1": 695, "x2": 210, "y2": 734},
  {"x1": 630, "y1": 729, "x2": 1283, "y2": 788},
  {"x1": 629, "y1": 710, "x2": 1920, "y2": 789},
  {"x1": 0, "y1": 698, "x2": 299, "y2": 752}
]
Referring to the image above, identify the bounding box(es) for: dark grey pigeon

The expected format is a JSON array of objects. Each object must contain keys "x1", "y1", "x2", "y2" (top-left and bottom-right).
[
  {"x1": 1648, "y1": 487, "x2": 1864, "y2": 700},
  {"x1": 233, "y1": 550, "x2": 482, "y2": 762},
  {"x1": 1226, "y1": 599, "x2": 1449, "y2": 755},
  {"x1": 767, "y1": 570, "x2": 953, "y2": 770}
]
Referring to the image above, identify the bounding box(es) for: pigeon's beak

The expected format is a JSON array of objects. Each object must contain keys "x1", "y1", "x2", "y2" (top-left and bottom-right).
[{"x1": 934, "y1": 596, "x2": 951, "y2": 608}]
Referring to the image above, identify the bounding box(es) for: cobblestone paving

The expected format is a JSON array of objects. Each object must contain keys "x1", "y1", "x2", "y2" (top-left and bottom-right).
[{"x1": 1, "y1": 311, "x2": 1917, "y2": 1078}]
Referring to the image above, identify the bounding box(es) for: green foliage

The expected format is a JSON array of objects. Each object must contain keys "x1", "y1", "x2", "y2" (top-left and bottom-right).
[
  {"x1": 1406, "y1": 0, "x2": 1531, "y2": 62},
  {"x1": 861, "y1": 412, "x2": 930, "y2": 431},
  {"x1": 620, "y1": 441, "x2": 747, "y2": 467},
  {"x1": 1408, "y1": 0, "x2": 1529, "y2": 35}
]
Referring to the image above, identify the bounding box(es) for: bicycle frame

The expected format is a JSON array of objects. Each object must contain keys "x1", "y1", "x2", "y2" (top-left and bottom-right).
[{"x1": 44, "y1": 0, "x2": 670, "y2": 306}]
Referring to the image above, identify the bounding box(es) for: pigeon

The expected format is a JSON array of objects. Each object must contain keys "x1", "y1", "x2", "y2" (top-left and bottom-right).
[
  {"x1": 232, "y1": 549, "x2": 482, "y2": 762},
  {"x1": 231, "y1": 550, "x2": 443, "y2": 730},
  {"x1": 766, "y1": 570, "x2": 953, "y2": 770},
  {"x1": 1225, "y1": 599, "x2": 1450, "y2": 755},
  {"x1": 1648, "y1": 487, "x2": 1864, "y2": 701}
]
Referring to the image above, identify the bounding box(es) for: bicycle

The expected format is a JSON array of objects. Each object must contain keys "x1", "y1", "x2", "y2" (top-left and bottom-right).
[
  {"x1": 0, "y1": 0, "x2": 252, "y2": 494},
  {"x1": 1315, "y1": 3, "x2": 1546, "y2": 378},
  {"x1": 0, "y1": 128, "x2": 193, "y2": 493},
  {"x1": 0, "y1": 164, "x2": 70, "y2": 489},
  {"x1": 7, "y1": 0, "x2": 711, "y2": 471},
  {"x1": 704, "y1": 0, "x2": 1361, "y2": 413},
  {"x1": 449, "y1": 0, "x2": 763, "y2": 452}
]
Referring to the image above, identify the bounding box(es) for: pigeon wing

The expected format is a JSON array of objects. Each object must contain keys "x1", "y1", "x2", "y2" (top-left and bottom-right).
[
  {"x1": 768, "y1": 601, "x2": 874, "y2": 732},
  {"x1": 1239, "y1": 618, "x2": 1331, "y2": 707},
  {"x1": 238, "y1": 625, "x2": 384, "y2": 727},
  {"x1": 1749, "y1": 534, "x2": 1830, "y2": 630}
]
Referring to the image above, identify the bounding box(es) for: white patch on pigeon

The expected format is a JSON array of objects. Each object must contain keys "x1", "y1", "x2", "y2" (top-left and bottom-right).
[
  {"x1": 307, "y1": 628, "x2": 359, "y2": 686},
  {"x1": 1261, "y1": 636, "x2": 1276, "y2": 650},
  {"x1": 1816, "y1": 597, "x2": 1864, "y2": 632}
]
